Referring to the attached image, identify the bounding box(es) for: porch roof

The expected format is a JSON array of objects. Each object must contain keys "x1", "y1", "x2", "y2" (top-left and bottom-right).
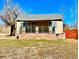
[{"x1": 16, "y1": 13, "x2": 63, "y2": 21}]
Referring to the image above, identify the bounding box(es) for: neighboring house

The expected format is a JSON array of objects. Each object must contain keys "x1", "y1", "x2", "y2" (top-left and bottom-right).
[
  {"x1": 0, "y1": 25, "x2": 6, "y2": 32},
  {"x1": 15, "y1": 13, "x2": 65, "y2": 39},
  {"x1": 0, "y1": 25, "x2": 10, "y2": 33}
]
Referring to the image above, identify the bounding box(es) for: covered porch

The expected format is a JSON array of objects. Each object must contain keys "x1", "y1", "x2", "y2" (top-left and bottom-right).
[
  {"x1": 20, "y1": 20, "x2": 55, "y2": 33},
  {"x1": 16, "y1": 20, "x2": 56, "y2": 33}
]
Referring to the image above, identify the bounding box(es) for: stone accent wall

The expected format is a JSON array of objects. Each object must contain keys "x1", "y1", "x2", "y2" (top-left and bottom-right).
[{"x1": 19, "y1": 33, "x2": 65, "y2": 40}]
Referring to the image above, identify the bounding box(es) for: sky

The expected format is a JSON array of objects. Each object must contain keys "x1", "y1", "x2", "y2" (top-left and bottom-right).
[{"x1": 0, "y1": 0, "x2": 78, "y2": 25}]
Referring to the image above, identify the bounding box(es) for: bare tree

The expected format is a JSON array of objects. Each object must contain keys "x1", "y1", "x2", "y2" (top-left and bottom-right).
[{"x1": 0, "y1": 0, "x2": 21, "y2": 36}]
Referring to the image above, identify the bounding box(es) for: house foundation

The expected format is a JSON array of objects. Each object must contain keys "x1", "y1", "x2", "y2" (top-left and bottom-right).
[{"x1": 19, "y1": 33, "x2": 65, "y2": 40}]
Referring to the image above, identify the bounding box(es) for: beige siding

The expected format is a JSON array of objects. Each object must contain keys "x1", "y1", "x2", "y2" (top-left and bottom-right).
[
  {"x1": 56, "y1": 21, "x2": 63, "y2": 34},
  {"x1": 16, "y1": 21, "x2": 23, "y2": 35}
]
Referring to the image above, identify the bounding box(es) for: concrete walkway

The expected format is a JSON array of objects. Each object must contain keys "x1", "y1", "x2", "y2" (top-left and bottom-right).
[{"x1": 0, "y1": 33, "x2": 16, "y2": 39}]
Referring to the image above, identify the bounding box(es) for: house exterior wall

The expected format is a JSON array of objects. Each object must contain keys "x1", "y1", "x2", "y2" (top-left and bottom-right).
[
  {"x1": 55, "y1": 21, "x2": 63, "y2": 34},
  {"x1": 16, "y1": 21, "x2": 23, "y2": 35}
]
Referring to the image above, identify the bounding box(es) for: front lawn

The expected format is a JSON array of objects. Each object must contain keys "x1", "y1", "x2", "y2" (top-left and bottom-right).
[
  {"x1": 0, "y1": 39, "x2": 77, "y2": 59},
  {"x1": 0, "y1": 39, "x2": 66, "y2": 47}
]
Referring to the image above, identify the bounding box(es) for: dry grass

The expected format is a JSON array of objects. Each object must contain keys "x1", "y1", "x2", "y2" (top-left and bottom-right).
[
  {"x1": 0, "y1": 39, "x2": 66, "y2": 47},
  {"x1": 0, "y1": 39, "x2": 77, "y2": 59}
]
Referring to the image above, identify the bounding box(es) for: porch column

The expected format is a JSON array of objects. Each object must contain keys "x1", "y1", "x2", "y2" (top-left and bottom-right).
[
  {"x1": 49, "y1": 21, "x2": 52, "y2": 33},
  {"x1": 16, "y1": 21, "x2": 21, "y2": 36},
  {"x1": 55, "y1": 21, "x2": 63, "y2": 34},
  {"x1": 49, "y1": 26, "x2": 52, "y2": 33},
  {"x1": 36, "y1": 26, "x2": 39, "y2": 33}
]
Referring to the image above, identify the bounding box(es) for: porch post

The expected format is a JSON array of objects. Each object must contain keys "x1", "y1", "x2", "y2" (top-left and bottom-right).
[
  {"x1": 16, "y1": 21, "x2": 21, "y2": 37},
  {"x1": 36, "y1": 26, "x2": 39, "y2": 33},
  {"x1": 49, "y1": 26, "x2": 52, "y2": 33},
  {"x1": 49, "y1": 21, "x2": 52, "y2": 33},
  {"x1": 55, "y1": 21, "x2": 63, "y2": 34}
]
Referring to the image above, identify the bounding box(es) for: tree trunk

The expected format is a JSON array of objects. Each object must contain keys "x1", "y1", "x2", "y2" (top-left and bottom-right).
[{"x1": 10, "y1": 24, "x2": 15, "y2": 36}]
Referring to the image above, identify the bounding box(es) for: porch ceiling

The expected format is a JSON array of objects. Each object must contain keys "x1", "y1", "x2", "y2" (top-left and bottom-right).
[{"x1": 16, "y1": 13, "x2": 63, "y2": 21}]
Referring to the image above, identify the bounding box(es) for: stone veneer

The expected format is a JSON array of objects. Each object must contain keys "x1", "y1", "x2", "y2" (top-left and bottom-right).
[{"x1": 19, "y1": 33, "x2": 65, "y2": 40}]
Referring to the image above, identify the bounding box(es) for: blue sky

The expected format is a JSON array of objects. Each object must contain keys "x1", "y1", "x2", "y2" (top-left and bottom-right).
[{"x1": 0, "y1": 0, "x2": 78, "y2": 25}]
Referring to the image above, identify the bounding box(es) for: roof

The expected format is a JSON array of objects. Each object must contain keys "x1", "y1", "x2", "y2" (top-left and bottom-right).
[{"x1": 16, "y1": 13, "x2": 63, "y2": 21}]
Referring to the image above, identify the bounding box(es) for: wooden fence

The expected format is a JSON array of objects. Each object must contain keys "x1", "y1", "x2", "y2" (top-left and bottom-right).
[{"x1": 64, "y1": 29, "x2": 78, "y2": 39}]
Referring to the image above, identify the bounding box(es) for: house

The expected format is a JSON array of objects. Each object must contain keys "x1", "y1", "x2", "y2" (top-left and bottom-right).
[
  {"x1": 0, "y1": 25, "x2": 10, "y2": 33},
  {"x1": 15, "y1": 13, "x2": 65, "y2": 39}
]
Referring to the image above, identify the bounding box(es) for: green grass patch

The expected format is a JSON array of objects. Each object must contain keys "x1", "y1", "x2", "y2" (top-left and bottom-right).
[
  {"x1": 0, "y1": 39, "x2": 77, "y2": 48},
  {"x1": 0, "y1": 39, "x2": 67, "y2": 47}
]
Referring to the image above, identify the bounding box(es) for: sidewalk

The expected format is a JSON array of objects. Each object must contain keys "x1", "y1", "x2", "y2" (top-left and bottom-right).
[{"x1": 0, "y1": 33, "x2": 16, "y2": 39}]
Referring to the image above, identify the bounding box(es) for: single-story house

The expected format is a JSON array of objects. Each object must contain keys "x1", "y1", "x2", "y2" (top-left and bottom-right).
[{"x1": 15, "y1": 13, "x2": 65, "y2": 39}]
